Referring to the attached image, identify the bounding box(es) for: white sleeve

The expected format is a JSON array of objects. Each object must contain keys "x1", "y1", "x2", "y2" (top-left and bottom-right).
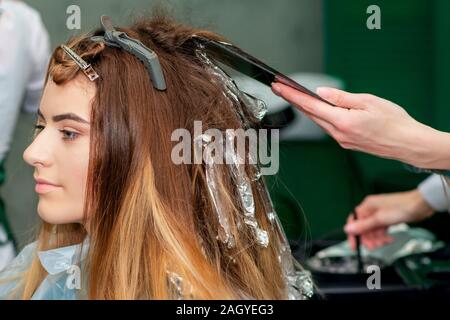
[
  {"x1": 418, "y1": 174, "x2": 450, "y2": 212},
  {"x1": 22, "y1": 6, "x2": 50, "y2": 113},
  {"x1": 0, "y1": 3, "x2": 29, "y2": 160},
  {"x1": 0, "y1": 1, "x2": 50, "y2": 160}
]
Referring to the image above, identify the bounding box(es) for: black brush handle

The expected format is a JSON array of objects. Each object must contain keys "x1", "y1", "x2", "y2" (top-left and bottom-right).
[{"x1": 352, "y1": 210, "x2": 364, "y2": 273}]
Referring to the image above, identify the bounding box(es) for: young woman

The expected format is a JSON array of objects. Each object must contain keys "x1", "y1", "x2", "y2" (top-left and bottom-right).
[{"x1": 0, "y1": 13, "x2": 311, "y2": 300}]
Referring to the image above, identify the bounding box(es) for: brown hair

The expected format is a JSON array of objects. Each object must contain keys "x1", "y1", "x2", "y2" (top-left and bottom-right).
[{"x1": 19, "y1": 13, "x2": 290, "y2": 299}]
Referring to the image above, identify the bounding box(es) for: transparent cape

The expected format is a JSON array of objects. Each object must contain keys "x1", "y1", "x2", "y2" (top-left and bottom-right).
[
  {"x1": 0, "y1": 238, "x2": 90, "y2": 299},
  {"x1": 0, "y1": 24, "x2": 313, "y2": 301}
]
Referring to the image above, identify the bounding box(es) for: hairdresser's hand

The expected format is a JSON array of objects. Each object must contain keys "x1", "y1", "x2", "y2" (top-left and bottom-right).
[
  {"x1": 271, "y1": 83, "x2": 450, "y2": 170},
  {"x1": 344, "y1": 190, "x2": 434, "y2": 250}
]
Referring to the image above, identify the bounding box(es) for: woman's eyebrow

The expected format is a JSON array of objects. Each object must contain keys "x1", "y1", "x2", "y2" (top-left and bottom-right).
[
  {"x1": 37, "y1": 109, "x2": 90, "y2": 124},
  {"x1": 37, "y1": 109, "x2": 45, "y2": 120},
  {"x1": 53, "y1": 113, "x2": 90, "y2": 124}
]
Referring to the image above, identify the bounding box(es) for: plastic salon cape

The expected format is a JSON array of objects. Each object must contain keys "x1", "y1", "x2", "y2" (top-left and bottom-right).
[{"x1": 0, "y1": 239, "x2": 89, "y2": 299}]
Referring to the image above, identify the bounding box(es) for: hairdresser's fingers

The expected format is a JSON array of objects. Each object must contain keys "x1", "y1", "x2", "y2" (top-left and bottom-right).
[
  {"x1": 272, "y1": 83, "x2": 346, "y2": 123},
  {"x1": 347, "y1": 215, "x2": 373, "y2": 251},
  {"x1": 302, "y1": 110, "x2": 337, "y2": 135},
  {"x1": 363, "y1": 230, "x2": 382, "y2": 250},
  {"x1": 344, "y1": 214, "x2": 383, "y2": 236},
  {"x1": 316, "y1": 87, "x2": 369, "y2": 110},
  {"x1": 348, "y1": 234, "x2": 356, "y2": 251},
  {"x1": 344, "y1": 198, "x2": 379, "y2": 237},
  {"x1": 362, "y1": 228, "x2": 394, "y2": 250},
  {"x1": 365, "y1": 240, "x2": 377, "y2": 251},
  {"x1": 354, "y1": 197, "x2": 379, "y2": 218},
  {"x1": 361, "y1": 230, "x2": 376, "y2": 248},
  {"x1": 301, "y1": 112, "x2": 359, "y2": 151},
  {"x1": 376, "y1": 229, "x2": 395, "y2": 246},
  {"x1": 361, "y1": 236, "x2": 371, "y2": 249},
  {"x1": 347, "y1": 216, "x2": 357, "y2": 251},
  {"x1": 370, "y1": 229, "x2": 385, "y2": 248}
]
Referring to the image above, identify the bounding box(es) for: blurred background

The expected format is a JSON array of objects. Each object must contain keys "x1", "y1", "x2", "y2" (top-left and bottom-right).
[{"x1": 2, "y1": 0, "x2": 449, "y2": 251}]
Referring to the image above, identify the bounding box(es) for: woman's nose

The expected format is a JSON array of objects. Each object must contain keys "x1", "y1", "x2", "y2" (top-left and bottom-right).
[{"x1": 23, "y1": 134, "x2": 53, "y2": 168}]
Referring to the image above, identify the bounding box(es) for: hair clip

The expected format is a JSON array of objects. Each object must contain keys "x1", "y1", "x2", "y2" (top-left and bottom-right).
[
  {"x1": 90, "y1": 15, "x2": 166, "y2": 91},
  {"x1": 60, "y1": 44, "x2": 99, "y2": 82}
]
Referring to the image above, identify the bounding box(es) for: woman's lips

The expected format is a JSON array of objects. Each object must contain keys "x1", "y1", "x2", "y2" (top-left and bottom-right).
[{"x1": 34, "y1": 178, "x2": 62, "y2": 194}]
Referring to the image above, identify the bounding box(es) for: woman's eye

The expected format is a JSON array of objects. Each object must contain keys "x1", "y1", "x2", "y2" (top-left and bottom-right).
[
  {"x1": 33, "y1": 125, "x2": 45, "y2": 137},
  {"x1": 59, "y1": 129, "x2": 79, "y2": 141}
]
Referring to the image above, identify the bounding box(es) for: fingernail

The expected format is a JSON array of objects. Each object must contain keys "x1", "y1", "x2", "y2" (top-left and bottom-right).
[
  {"x1": 271, "y1": 83, "x2": 281, "y2": 96},
  {"x1": 344, "y1": 224, "x2": 355, "y2": 233},
  {"x1": 316, "y1": 87, "x2": 333, "y2": 98}
]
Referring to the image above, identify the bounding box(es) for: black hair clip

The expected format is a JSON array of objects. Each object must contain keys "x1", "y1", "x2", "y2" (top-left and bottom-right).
[{"x1": 91, "y1": 15, "x2": 167, "y2": 91}]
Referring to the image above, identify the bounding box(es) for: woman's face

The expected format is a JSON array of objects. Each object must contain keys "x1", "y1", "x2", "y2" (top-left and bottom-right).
[{"x1": 23, "y1": 75, "x2": 96, "y2": 225}]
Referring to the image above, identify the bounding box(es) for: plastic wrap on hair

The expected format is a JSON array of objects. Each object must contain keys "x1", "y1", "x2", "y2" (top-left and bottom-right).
[
  {"x1": 195, "y1": 134, "x2": 236, "y2": 249},
  {"x1": 287, "y1": 264, "x2": 314, "y2": 300},
  {"x1": 279, "y1": 242, "x2": 314, "y2": 299},
  {"x1": 194, "y1": 46, "x2": 268, "y2": 126},
  {"x1": 246, "y1": 143, "x2": 262, "y2": 182},
  {"x1": 167, "y1": 271, "x2": 183, "y2": 299},
  {"x1": 167, "y1": 271, "x2": 193, "y2": 300},
  {"x1": 195, "y1": 43, "x2": 268, "y2": 183},
  {"x1": 195, "y1": 41, "x2": 312, "y2": 298},
  {"x1": 240, "y1": 91, "x2": 268, "y2": 122},
  {"x1": 255, "y1": 178, "x2": 313, "y2": 299},
  {"x1": 254, "y1": 178, "x2": 279, "y2": 228},
  {"x1": 224, "y1": 131, "x2": 269, "y2": 248}
]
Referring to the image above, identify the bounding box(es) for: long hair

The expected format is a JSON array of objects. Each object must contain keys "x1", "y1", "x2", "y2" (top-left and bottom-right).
[{"x1": 18, "y1": 13, "x2": 291, "y2": 299}]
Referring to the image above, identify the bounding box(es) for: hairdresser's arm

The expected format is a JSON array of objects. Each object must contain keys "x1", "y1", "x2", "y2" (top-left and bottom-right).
[{"x1": 271, "y1": 84, "x2": 450, "y2": 170}]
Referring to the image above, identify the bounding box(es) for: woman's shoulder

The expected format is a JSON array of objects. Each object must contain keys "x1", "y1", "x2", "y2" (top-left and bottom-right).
[{"x1": 0, "y1": 241, "x2": 38, "y2": 299}]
